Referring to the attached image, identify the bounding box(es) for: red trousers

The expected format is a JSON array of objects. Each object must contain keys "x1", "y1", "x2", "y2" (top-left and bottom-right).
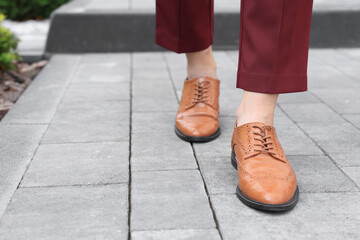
[{"x1": 156, "y1": 0, "x2": 314, "y2": 94}]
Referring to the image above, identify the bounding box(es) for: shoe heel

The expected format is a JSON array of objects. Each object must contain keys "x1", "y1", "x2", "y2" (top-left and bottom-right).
[{"x1": 231, "y1": 151, "x2": 238, "y2": 170}]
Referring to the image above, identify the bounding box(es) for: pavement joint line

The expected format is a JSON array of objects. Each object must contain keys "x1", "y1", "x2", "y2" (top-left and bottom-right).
[
  {"x1": 132, "y1": 168, "x2": 199, "y2": 173},
  {"x1": 0, "y1": 55, "x2": 82, "y2": 220},
  {"x1": 127, "y1": 53, "x2": 133, "y2": 240},
  {"x1": 0, "y1": 123, "x2": 49, "y2": 126},
  {"x1": 19, "y1": 182, "x2": 128, "y2": 189},
  {"x1": 341, "y1": 113, "x2": 360, "y2": 116},
  {"x1": 277, "y1": 104, "x2": 360, "y2": 191},
  {"x1": 16, "y1": 56, "x2": 83, "y2": 188},
  {"x1": 340, "y1": 165, "x2": 360, "y2": 168},
  {"x1": 318, "y1": 49, "x2": 360, "y2": 83},
  {"x1": 39, "y1": 139, "x2": 129, "y2": 146},
  {"x1": 163, "y1": 52, "x2": 224, "y2": 240},
  {"x1": 190, "y1": 142, "x2": 224, "y2": 240},
  {"x1": 334, "y1": 49, "x2": 360, "y2": 83},
  {"x1": 308, "y1": 90, "x2": 360, "y2": 132},
  {"x1": 40, "y1": 139, "x2": 128, "y2": 145},
  {"x1": 131, "y1": 227, "x2": 218, "y2": 233}
]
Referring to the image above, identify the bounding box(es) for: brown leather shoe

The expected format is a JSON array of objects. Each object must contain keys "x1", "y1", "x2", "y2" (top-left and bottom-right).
[
  {"x1": 231, "y1": 122, "x2": 299, "y2": 211},
  {"x1": 175, "y1": 77, "x2": 220, "y2": 142}
]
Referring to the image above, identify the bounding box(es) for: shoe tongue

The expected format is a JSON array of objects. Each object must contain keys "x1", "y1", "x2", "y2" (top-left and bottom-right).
[
  {"x1": 187, "y1": 76, "x2": 215, "y2": 83},
  {"x1": 236, "y1": 122, "x2": 267, "y2": 129},
  {"x1": 249, "y1": 122, "x2": 266, "y2": 127}
]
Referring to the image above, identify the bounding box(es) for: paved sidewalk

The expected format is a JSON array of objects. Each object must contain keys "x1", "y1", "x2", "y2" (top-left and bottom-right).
[{"x1": 0, "y1": 49, "x2": 360, "y2": 239}]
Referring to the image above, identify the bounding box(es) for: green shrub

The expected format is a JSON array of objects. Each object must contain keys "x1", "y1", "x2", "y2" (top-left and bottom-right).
[
  {"x1": 0, "y1": 0, "x2": 70, "y2": 21},
  {"x1": 0, "y1": 14, "x2": 20, "y2": 72}
]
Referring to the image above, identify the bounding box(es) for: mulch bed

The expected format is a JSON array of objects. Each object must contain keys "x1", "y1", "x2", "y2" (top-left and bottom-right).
[{"x1": 0, "y1": 60, "x2": 47, "y2": 120}]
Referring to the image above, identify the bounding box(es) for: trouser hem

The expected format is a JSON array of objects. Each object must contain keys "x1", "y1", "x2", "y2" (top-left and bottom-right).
[{"x1": 236, "y1": 71, "x2": 308, "y2": 94}]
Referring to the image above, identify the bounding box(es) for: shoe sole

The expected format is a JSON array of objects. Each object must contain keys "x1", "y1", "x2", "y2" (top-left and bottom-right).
[
  {"x1": 231, "y1": 151, "x2": 299, "y2": 212},
  {"x1": 174, "y1": 126, "x2": 221, "y2": 143}
]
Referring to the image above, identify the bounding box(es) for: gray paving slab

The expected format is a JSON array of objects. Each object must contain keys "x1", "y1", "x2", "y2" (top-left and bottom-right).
[
  {"x1": 343, "y1": 114, "x2": 360, "y2": 129},
  {"x1": 197, "y1": 156, "x2": 238, "y2": 195},
  {"x1": 275, "y1": 124, "x2": 324, "y2": 156},
  {"x1": 81, "y1": 53, "x2": 131, "y2": 64},
  {"x1": 0, "y1": 124, "x2": 47, "y2": 217},
  {"x1": 132, "y1": 95, "x2": 178, "y2": 112},
  {"x1": 311, "y1": 88, "x2": 360, "y2": 114},
  {"x1": 219, "y1": 89, "x2": 243, "y2": 117},
  {"x1": 0, "y1": 185, "x2": 128, "y2": 240},
  {"x1": 131, "y1": 133, "x2": 197, "y2": 171},
  {"x1": 212, "y1": 192, "x2": 360, "y2": 240},
  {"x1": 317, "y1": 50, "x2": 360, "y2": 81},
  {"x1": 163, "y1": 52, "x2": 187, "y2": 70},
  {"x1": 133, "y1": 78, "x2": 175, "y2": 97},
  {"x1": 277, "y1": 92, "x2": 320, "y2": 104},
  {"x1": 132, "y1": 52, "x2": 167, "y2": 70},
  {"x1": 132, "y1": 112, "x2": 175, "y2": 134},
  {"x1": 308, "y1": 65, "x2": 360, "y2": 89},
  {"x1": 62, "y1": 82, "x2": 130, "y2": 102},
  {"x1": 131, "y1": 170, "x2": 216, "y2": 231},
  {"x1": 20, "y1": 142, "x2": 129, "y2": 187},
  {"x1": 167, "y1": 72, "x2": 187, "y2": 93},
  {"x1": 279, "y1": 103, "x2": 344, "y2": 123},
  {"x1": 1, "y1": 49, "x2": 359, "y2": 238},
  {"x1": 273, "y1": 108, "x2": 298, "y2": 126},
  {"x1": 342, "y1": 167, "x2": 360, "y2": 187},
  {"x1": 52, "y1": 100, "x2": 129, "y2": 124},
  {"x1": 193, "y1": 129, "x2": 233, "y2": 159},
  {"x1": 41, "y1": 120, "x2": 129, "y2": 144},
  {"x1": 72, "y1": 62, "x2": 130, "y2": 83},
  {"x1": 132, "y1": 229, "x2": 221, "y2": 240},
  {"x1": 198, "y1": 154, "x2": 355, "y2": 196},
  {"x1": 298, "y1": 122, "x2": 360, "y2": 167},
  {"x1": 290, "y1": 155, "x2": 358, "y2": 193},
  {"x1": 1, "y1": 55, "x2": 81, "y2": 124},
  {"x1": 132, "y1": 68, "x2": 169, "y2": 81}
]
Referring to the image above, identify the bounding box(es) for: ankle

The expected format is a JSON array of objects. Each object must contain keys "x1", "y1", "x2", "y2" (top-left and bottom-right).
[
  {"x1": 186, "y1": 46, "x2": 217, "y2": 80},
  {"x1": 236, "y1": 110, "x2": 274, "y2": 126},
  {"x1": 187, "y1": 63, "x2": 217, "y2": 80},
  {"x1": 236, "y1": 91, "x2": 278, "y2": 127}
]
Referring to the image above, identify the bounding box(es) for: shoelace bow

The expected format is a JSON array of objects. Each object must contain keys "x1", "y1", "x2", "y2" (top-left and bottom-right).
[
  {"x1": 185, "y1": 80, "x2": 211, "y2": 109},
  {"x1": 244, "y1": 125, "x2": 286, "y2": 163}
]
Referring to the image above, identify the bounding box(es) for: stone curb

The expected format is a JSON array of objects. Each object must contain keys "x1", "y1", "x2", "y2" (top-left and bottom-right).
[
  {"x1": 45, "y1": 10, "x2": 360, "y2": 54},
  {"x1": 0, "y1": 55, "x2": 81, "y2": 217}
]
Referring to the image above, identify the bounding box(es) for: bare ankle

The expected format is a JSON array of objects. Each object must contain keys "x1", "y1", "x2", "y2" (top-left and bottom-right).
[
  {"x1": 236, "y1": 91, "x2": 278, "y2": 126},
  {"x1": 186, "y1": 46, "x2": 217, "y2": 80}
]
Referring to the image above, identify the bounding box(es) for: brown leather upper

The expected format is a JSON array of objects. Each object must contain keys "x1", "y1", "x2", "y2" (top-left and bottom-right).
[
  {"x1": 231, "y1": 122, "x2": 297, "y2": 204},
  {"x1": 176, "y1": 77, "x2": 220, "y2": 137}
]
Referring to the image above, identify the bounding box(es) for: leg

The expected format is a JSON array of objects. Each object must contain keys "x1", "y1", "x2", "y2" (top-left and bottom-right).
[
  {"x1": 232, "y1": 0, "x2": 314, "y2": 211},
  {"x1": 156, "y1": 0, "x2": 217, "y2": 79},
  {"x1": 156, "y1": 0, "x2": 220, "y2": 142},
  {"x1": 236, "y1": 0, "x2": 314, "y2": 126},
  {"x1": 156, "y1": 0, "x2": 214, "y2": 53}
]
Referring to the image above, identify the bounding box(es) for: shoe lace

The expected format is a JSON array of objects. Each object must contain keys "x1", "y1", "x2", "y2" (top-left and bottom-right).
[
  {"x1": 244, "y1": 125, "x2": 286, "y2": 163},
  {"x1": 186, "y1": 80, "x2": 210, "y2": 109}
]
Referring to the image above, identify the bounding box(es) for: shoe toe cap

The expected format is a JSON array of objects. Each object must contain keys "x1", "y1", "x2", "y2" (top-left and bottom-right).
[
  {"x1": 176, "y1": 117, "x2": 219, "y2": 137},
  {"x1": 240, "y1": 176, "x2": 297, "y2": 205}
]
